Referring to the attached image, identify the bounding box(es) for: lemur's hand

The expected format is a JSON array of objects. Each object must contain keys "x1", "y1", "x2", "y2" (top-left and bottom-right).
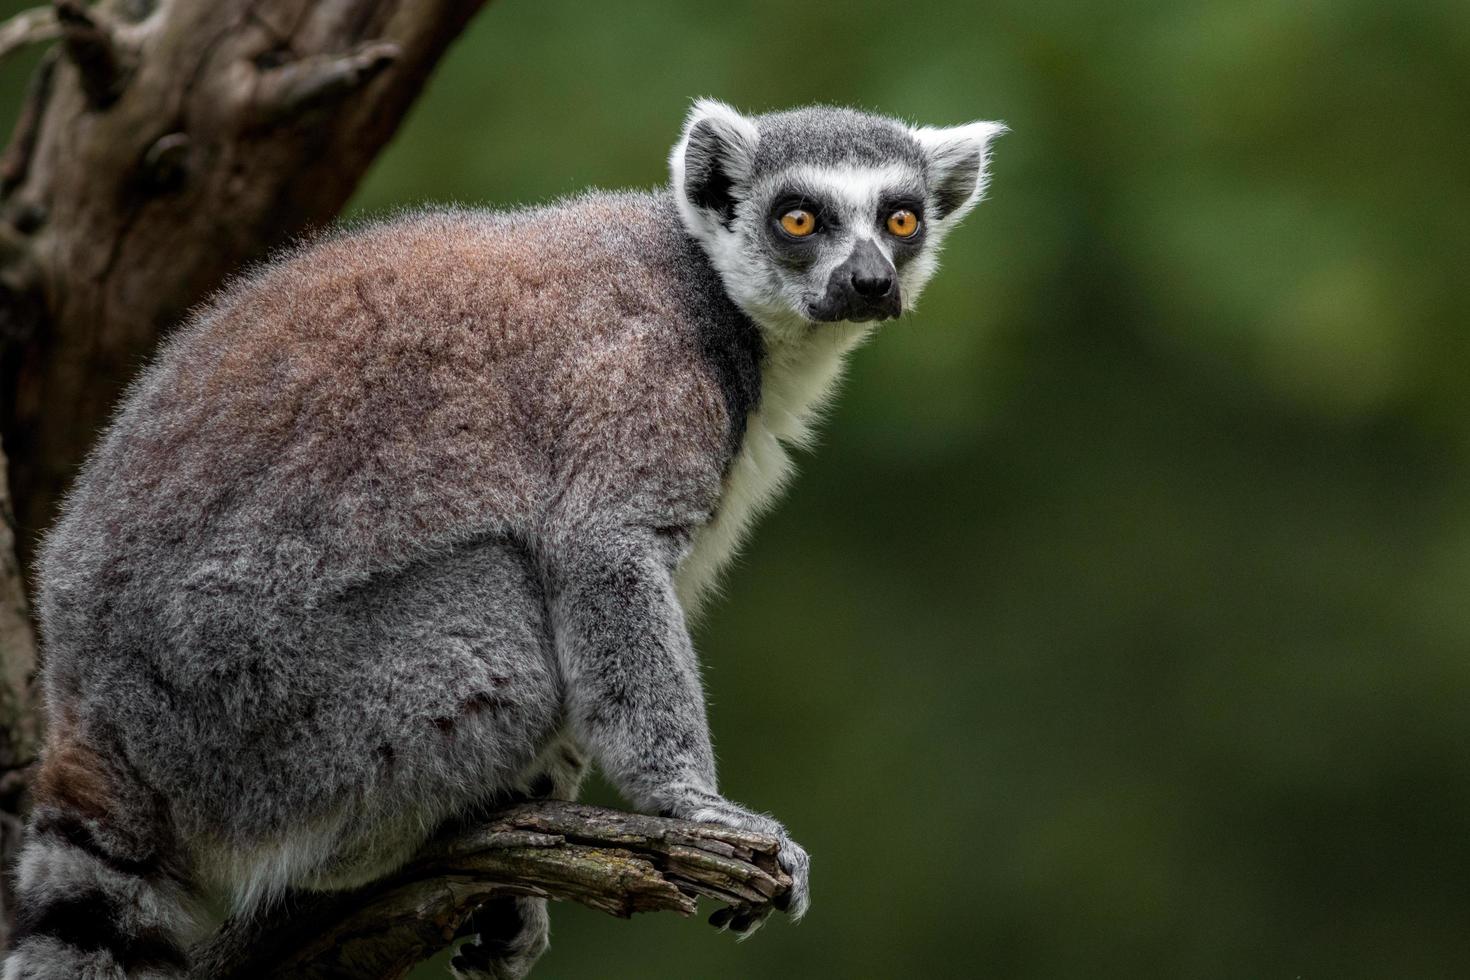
[{"x1": 673, "y1": 793, "x2": 810, "y2": 936}]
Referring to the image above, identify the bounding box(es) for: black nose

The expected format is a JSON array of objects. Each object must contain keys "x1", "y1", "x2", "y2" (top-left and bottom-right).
[
  {"x1": 812, "y1": 240, "x2": 902, "y2": 322},
  {"x1": 851, "y1": 269, "x2": 894, "y2": 298}
]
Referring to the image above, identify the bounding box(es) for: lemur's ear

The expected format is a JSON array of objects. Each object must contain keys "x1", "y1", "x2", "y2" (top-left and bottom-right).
[
  {"x1": 911, "y1": 121, "x2": 1007, "y2": 221},
  {"x1": 670, "y1": 99, "x2": 760, "y2": 230}
]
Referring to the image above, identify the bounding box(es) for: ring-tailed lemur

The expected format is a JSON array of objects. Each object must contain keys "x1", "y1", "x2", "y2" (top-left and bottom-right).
[{"x1": 6, "y1": 100, "x2": 1002, "y2": 978}]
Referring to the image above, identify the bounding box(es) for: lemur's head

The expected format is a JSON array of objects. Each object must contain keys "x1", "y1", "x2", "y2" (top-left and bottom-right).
[{"x1": 670, "y1": 100, "x2": 1004, "y2": 342}]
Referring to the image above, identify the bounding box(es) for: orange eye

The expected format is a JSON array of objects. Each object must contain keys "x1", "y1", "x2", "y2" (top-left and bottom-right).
[
  {"x1": 779, "y1": 209, "x2": 817, "y2": 238},
  {"x1": 886, "y1": 209, "x2": 920, "y2": 238}
]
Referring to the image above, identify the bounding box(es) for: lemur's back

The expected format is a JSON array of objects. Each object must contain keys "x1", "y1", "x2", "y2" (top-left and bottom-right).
[{"x1": 42, "y1": 191, "x2": 757, "y2": 631}]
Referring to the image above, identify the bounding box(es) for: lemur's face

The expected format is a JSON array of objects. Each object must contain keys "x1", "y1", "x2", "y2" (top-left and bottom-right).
[{"x1": 671, "y1": 101, "x2": 1004, "y2": 342}]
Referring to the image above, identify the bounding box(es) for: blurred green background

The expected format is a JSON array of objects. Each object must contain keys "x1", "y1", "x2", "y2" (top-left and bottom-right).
[{"x1": 6, "y1": 0, "x2": 1470, "y2": 977}]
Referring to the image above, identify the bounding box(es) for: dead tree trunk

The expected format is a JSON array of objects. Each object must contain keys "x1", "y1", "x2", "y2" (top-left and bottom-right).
[
  {"x1": 0, "y1": 439, "x2": 40, "y2": 953},
  {"x1": 0, "y1": 3, "x2": 790, "y2": 975}
]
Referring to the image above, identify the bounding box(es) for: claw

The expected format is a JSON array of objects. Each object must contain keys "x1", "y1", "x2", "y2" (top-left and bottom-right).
[{"x1": 733, "y1": 912, "x2": 768, "y2": 942}]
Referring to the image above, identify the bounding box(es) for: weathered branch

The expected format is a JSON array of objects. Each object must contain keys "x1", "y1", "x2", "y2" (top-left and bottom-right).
[
  {"x1": 53, "y1": 0, "x2": 134, "y2": 108},
  {"x1": 0, "y1": 47, "x2": 55, "y2": 193},
  {"x1": 192, "y1": 802, "x2": 791, "y2": 980},
  {"x1": 250, "y1": 41, "x2": 401, "y2": 126},
  {"x1": 0, "y1": 6, "x2": 59, "y2": 64}
]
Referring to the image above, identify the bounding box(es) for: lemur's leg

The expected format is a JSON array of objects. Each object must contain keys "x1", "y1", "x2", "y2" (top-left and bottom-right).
[
  {"x1": 173, "y1": 533, "x2": 566, "y2": 945},
  {"x1": 451, "y1": 738, "x2": 587, "y2": 980},
  {"x1": 295, "y1": 534, "x2": 579, "y2": 980},
  {"x1": 450, "y1": 897, "x2": 550, "y2": 980},
  {"x1": 542, "y1": 523, "x2": 811, "y2": 934}
]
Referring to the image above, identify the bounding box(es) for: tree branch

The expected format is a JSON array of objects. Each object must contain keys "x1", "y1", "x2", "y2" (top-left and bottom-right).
[
  {"x1": 53, "y1": 0, "x2": 135, "y2": 109},
  {"x1": 192, "y1": 802, "x2": 792, "y2": 980},
  {"x1": 0, "y1": 6, "x2": 59, "y2": 65},
  {"x1": 249, "y1": 41, "x2": 401, "y2": 127},
  {"x1": 0, "y1": 47, "x2": 55, "y2": 194}
]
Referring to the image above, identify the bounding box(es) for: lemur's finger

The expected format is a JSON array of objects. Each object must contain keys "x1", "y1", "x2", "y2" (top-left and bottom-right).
[{"x1": 452, "y1": 946, "x2": 491, "y2": 971}]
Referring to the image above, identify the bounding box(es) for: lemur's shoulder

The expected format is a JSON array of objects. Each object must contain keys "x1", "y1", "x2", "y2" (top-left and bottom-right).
[
  {"x1": 325, "y1": 190, "x2": 766, "y2": 465},
  {"x1": 227, "y1": 191, "x2": 763, "y2": 439}
]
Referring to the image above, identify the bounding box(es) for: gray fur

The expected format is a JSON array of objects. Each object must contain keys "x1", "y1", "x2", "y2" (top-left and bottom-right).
[
  {"x1": 6, "y1": 102, "x2": 1001, "y2": 978},
  {"x1": 750, "y1": 105, "x2": 930, "y2": 172}
]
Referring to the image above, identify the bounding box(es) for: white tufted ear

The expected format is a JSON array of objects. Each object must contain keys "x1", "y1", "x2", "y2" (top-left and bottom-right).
[
  {"x1": 669, "y1": 99, "x2": 761, "y2": 237},
  {"x1": 911, "y1": 121, "x2": 1007, "y2": 222}
]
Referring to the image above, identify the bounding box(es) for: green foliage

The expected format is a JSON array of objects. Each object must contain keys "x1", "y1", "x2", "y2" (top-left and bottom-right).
[{"x1": 5, "y1": 0, "x2": 1468, "y2": 976}]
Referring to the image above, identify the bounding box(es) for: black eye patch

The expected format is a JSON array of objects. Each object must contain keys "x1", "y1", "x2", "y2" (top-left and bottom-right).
[
  {"x1": 767, "y1": 189, "x2": 835, "y2": 227},
  {"x1": 878, "y1": 193, "x2": 926, "y2": 222},
  {"x1": 765, "y1": 190, "x2": 834, "y2": 267}
]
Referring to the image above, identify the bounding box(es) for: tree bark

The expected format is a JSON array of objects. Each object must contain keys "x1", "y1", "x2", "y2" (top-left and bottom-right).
[
  {"x1": 191, "y1": 802, "x2": 792, "y2": 980},
  {"x1": 0, "y1": 438, "x2": 40, "y2": 954},
  {"x1": 0, "y1": 0, "x2": 491, "y2": 951}
]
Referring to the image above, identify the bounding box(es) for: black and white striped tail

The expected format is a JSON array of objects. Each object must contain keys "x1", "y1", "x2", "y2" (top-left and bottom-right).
[{"x1": 4, "y1": 807, "x2": 196, "y2": 979}]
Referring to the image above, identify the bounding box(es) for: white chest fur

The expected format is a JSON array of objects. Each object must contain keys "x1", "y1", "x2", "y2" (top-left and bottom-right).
[{"x1": 674, "y1": 324, "x2": 872, "y2": 614}]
